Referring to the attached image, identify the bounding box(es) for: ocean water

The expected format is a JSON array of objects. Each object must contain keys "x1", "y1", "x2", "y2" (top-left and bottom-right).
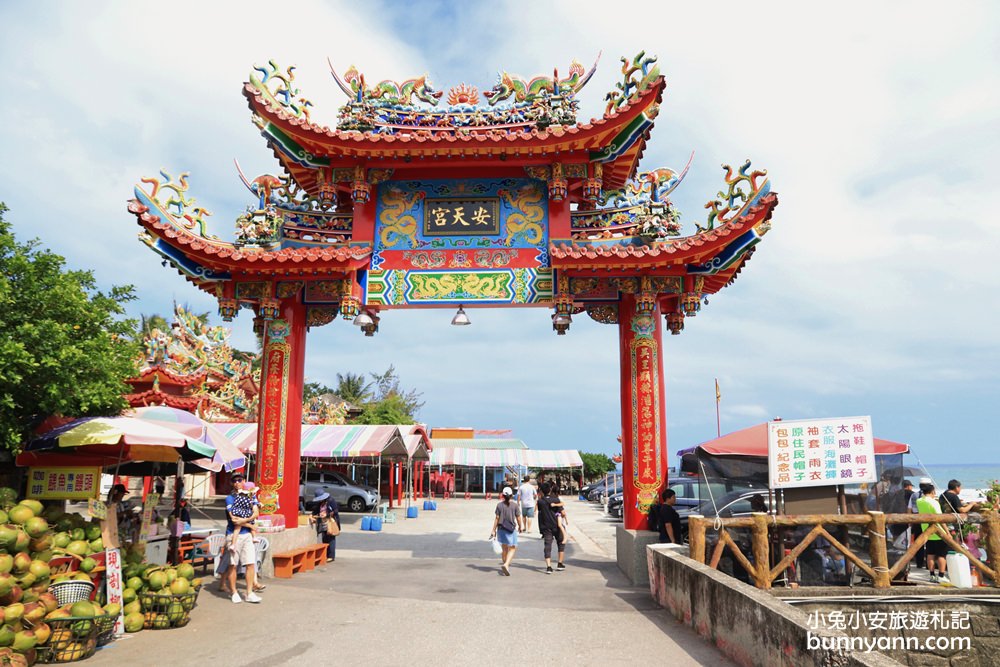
[{"x1": 921, "y1": 463, "x2": 1000, "y2": 496}]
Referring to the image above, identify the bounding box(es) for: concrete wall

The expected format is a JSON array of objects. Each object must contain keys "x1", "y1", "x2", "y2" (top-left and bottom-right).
[
  {"x1": 647, "y1": 544, "x2": 903, "y2": 667},
  {"x1": 257, "y1": 525, "x2": 319, "y2": 578}
]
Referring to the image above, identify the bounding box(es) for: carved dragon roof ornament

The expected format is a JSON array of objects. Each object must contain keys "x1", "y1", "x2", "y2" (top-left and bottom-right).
[{"x1": 328, "y1": 54, "x2": 600, "y2": 134}]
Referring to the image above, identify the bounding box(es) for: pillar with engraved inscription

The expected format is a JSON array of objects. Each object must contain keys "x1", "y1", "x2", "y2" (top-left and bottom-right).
[
  {"x1": 618, "y1": 292, "x2": 669, "y2": 530},
  {"x1": 255, "y1": 298, "x2": 307, "y2": 528}
]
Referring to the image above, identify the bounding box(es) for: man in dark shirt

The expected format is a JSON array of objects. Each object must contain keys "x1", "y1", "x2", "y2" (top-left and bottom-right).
[
  {"x1": 940, "y1": 479, "x2": 977, "y2": 513},
  {"x1": 657, "y1": 489, "x2": 683, "y2": 544}
]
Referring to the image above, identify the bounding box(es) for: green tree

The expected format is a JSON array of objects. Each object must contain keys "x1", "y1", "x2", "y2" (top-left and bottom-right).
[
  {"x1": 334, "y1": 372, "x2": 373, "y2": 405},
  {"x1": 352, "y1": 393, "x2": 416, "y2": 425},
  {"x1": 579, "y1": 452, "x2": 616, "y2": 480},
  {"x1": 367, "y1": 365, "x2": 423, "y2": 417},
  {"x1": 0, "y1": 204, "x2": 141, "y2": 451},
  {"x1": 303, "y1": 381, "x2": 335, "y2": 402}
]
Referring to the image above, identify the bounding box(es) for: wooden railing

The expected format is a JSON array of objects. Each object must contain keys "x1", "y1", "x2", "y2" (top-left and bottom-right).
[{"x1": 687, "y1": 510, "x2": 1000, "y2": 590}]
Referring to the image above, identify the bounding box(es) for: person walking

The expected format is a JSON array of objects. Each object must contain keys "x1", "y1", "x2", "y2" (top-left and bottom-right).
[
  {"x1": 517, "y1": 475, "x2": 537, "y2": 533},
  {"x1": 536, "y1": 481, "x2": 566, "y2": 574},
  {"x1": 916, "y1": 482, "x2": 948, "y2": 583},
  {"x1": 310, "y1": 490, "x2": 340, "y2": 562},
  {"x1": 224, "y1": 473, "x2": 262, "y2": 603},
  {"x1": 490, "y1": 487, "x2": 523, "y2": 576}
]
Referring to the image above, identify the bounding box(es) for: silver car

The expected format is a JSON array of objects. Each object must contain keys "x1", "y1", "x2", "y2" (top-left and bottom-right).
[{"x1": 303, "y1": 470, "x2": 379, "y2": 512}]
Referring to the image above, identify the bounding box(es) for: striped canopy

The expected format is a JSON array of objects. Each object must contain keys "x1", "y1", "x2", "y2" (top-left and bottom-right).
[
  {"x1": 430, "y1": 448, "x2": 583, "y2": 468},
  {"x1": 220, "y1": 423, "x2": 431, "y2": 460}
]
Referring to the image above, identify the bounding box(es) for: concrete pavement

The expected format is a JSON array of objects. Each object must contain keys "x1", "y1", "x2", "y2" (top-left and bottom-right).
[{"x1": 88, "y1": 496, "x2": 733, "y2": 666}]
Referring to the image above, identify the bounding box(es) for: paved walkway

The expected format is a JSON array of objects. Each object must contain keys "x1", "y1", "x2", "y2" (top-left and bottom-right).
[{"x1": 89, "y1": 497, "x2": 733, "y2": 666}]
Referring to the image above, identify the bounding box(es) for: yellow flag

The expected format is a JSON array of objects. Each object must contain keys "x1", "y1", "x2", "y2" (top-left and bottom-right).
[{"x1": 715, "y1": 378, "x2": 721, "y2": 403}]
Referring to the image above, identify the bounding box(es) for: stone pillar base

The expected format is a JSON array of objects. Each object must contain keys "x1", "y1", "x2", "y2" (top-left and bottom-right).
[{"x1": 617, "y1": 525, "x2": 668, "y2": 586}]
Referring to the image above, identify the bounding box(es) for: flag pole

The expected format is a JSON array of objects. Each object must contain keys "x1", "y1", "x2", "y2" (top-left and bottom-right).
[{"x1": 715, "y1": 378, "x2": 721, "y2": 438}]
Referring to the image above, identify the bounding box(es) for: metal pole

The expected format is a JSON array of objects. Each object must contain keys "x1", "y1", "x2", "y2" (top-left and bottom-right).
[{"x1": 376, "y1": 455, "x2": 382, "y2": 513}]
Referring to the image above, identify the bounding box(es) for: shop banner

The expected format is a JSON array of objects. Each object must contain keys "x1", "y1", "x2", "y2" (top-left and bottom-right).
[
  {"x1": 26, "y1": 467, "x2": 101, "y2": 500},
  {"x1": 104, "y1": 548, "x2": 125, "y2": 636},
  {"x1": 768, "y1": 416, "x2": 876, "y2": 489}
]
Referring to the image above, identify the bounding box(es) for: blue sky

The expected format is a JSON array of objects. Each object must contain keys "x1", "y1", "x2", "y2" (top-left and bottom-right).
[{"x1": 1, "y1": 2, "x2": 997, "y2": 464}]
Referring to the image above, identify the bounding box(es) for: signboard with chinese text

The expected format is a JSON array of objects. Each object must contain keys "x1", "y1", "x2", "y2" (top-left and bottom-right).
[
  {"x1": 88, "y1": 498, "x2": 107, "y2": 520},
  {"x1": 137, "y1": 493, "x2": 160, "y2": 549},
  {"x1": 368, "y1": 178, "x2": 552, "y2": 306},
  {"x1": 767, "y1": 416, "x2": 876, "y2": 489},
  {"x1": 26, "y1": 467, "x2": 100, "y2": 500},
  {"x1": 104, "y1": 548, "x2": 125, "y2": 636},
  {"x1": 423, "y1": 198, "x2": 500, "y2": 236}
]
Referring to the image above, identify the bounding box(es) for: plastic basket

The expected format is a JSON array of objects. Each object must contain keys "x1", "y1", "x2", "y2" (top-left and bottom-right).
[
  {"x1": 94, "y1": 613, "x2": 117, "y2": 646},
  {"x1": 34, "y1": 616, "x2": 101, "y2": 664},
  {"x1": 138, "y1": 586, "x2": 201, "y2": 629},
  {"x1": 49, "y1": 580, "x2": 95, "y2": 607}
]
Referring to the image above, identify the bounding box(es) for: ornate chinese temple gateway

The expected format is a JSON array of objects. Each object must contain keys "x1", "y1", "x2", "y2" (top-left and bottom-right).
[{"x1": 127, "y1": 53, "x2": 778, "y2": 530}]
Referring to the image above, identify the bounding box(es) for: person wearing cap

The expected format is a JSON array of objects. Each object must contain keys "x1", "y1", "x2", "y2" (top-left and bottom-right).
[
  {"x1": 309, "y1": 489, "x2": 340, "y2": 562},
  {"x1": 224, "y1": 473, "x2": 261, "y2": 603},
  {"x1": 490, "y1": 486, "x2": 523, "y2": 576}
]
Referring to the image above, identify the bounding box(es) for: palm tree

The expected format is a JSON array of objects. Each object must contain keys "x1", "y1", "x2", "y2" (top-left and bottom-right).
[
  {"x1": 335, "y1": 372, "x2": 373, "y2": 405},
  {"x1": 140, "y1": 313, "x2": 170, "y2": 338}
]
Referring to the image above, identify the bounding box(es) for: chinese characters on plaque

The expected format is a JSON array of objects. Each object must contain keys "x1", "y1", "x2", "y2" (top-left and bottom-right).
[
  {"x1": 423, "y1": 198, "x2": 500, "y2": 236},
  {"x1": 767, "y1": 417, "x2": 876, "y2": 489},
  {"x1": 26, "y1": 467, "x2": 100, "y2": 500}
]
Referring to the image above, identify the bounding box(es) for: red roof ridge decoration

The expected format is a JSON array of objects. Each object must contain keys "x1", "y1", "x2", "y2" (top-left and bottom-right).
[
  {"x1": 128, "y1": 199, "x2": 372, "y2": 267},
  {"x1": 552, "y1": 193, "x2": 777, "y2": 262},
  {"x1": 244, "y1": 78, "x2": 662, "y2": 147}
]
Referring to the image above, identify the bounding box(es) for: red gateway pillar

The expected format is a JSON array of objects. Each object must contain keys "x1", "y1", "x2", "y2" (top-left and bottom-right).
[
  {"x1": 255, "y1": 298, "x2": 307, "y2": 528},
  {"x1": 618, "y1": 292, "x2": 669, "y2": 530}
]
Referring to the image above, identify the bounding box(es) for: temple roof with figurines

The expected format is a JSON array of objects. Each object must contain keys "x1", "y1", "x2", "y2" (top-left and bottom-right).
[{"x1": 128, "y1": 52, "x2": 778, "y2": 335}]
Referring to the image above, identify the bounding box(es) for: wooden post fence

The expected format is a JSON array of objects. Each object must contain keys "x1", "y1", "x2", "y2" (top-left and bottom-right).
[{"x1": 686, "y1": 509, "x2": 1000, "y2": 590}]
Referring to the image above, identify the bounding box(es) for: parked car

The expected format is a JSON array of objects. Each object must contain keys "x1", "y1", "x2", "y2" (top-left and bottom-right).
[
  {"x1": 302, "y1": 469, "x2": 379, "y2": 512},
  {"x1": 607, "y1": 477, "x2": 705, "y2": 520},
  {"x1": 588, "y1": 478, "x2": 624, "y2": 502}
]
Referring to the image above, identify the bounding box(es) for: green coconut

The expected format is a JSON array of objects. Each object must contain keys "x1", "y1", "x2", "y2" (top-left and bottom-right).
[
  {"x1": 17, "y1": 501, "x2": 42, "y2": 518},
  {"x1": 0, "y1": 624, "x2": 13, "y2": 647},
  {"x1": 175, "y1": 563, "x2": 195, "y2": 581},
  {"x1": 84, "y1": 524, "x2": 102, "y2": 542},
  {"x1": 10, "y1": 630, "x2": 35, "y2": 652},
  {"x1": 6, "y1": 507, "x2": 33, "y2": 527},
  {"x1": 87, "y1": 537, "x2": 103, "y2": 553},
  {"x1": 22, "y1": 518, "x2": 48, "y2": 540},
  {"x1": 2, "y1": 604, "x2": 23, "y2": 625},
  {"x1": 11, "y1": 532, "x2": 29, "y2": 554},
  {"x1": 78, "y1": 557, "x2": 96, "y2": 574},
  {"x1": 123, "y1": 612, "x2": 143, "y2": 633},
  {"x1": 27, "y1": 561, "x2": 48, "y2": 581},
  {"x1": 0, "y1": 489, "x2": 17, "y2": 507},
  {"x1": 51, "y1": 532, "x2": 70, "y2": 550},
  {"x1": 65, "y1": 541, "x2": 89, "y2": 557},
  {"x1": 0, "y1": 556, "x2": 12, "y2": 575},
  {"x1": 168, "y1": 578, "x2": 189, "y2": 596},
  {"x1": 69, "y1": 528, "x2": 85, "y2": 542},
  {"x1": 10, "y1": 554, "x2": 29, "y2": 575},
  {"x1": 123, "y1": 600, "x2": 141, "y2": 616},
  {"x1": 0, "y1": 527, "x2": 17, "y2": 552}
]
